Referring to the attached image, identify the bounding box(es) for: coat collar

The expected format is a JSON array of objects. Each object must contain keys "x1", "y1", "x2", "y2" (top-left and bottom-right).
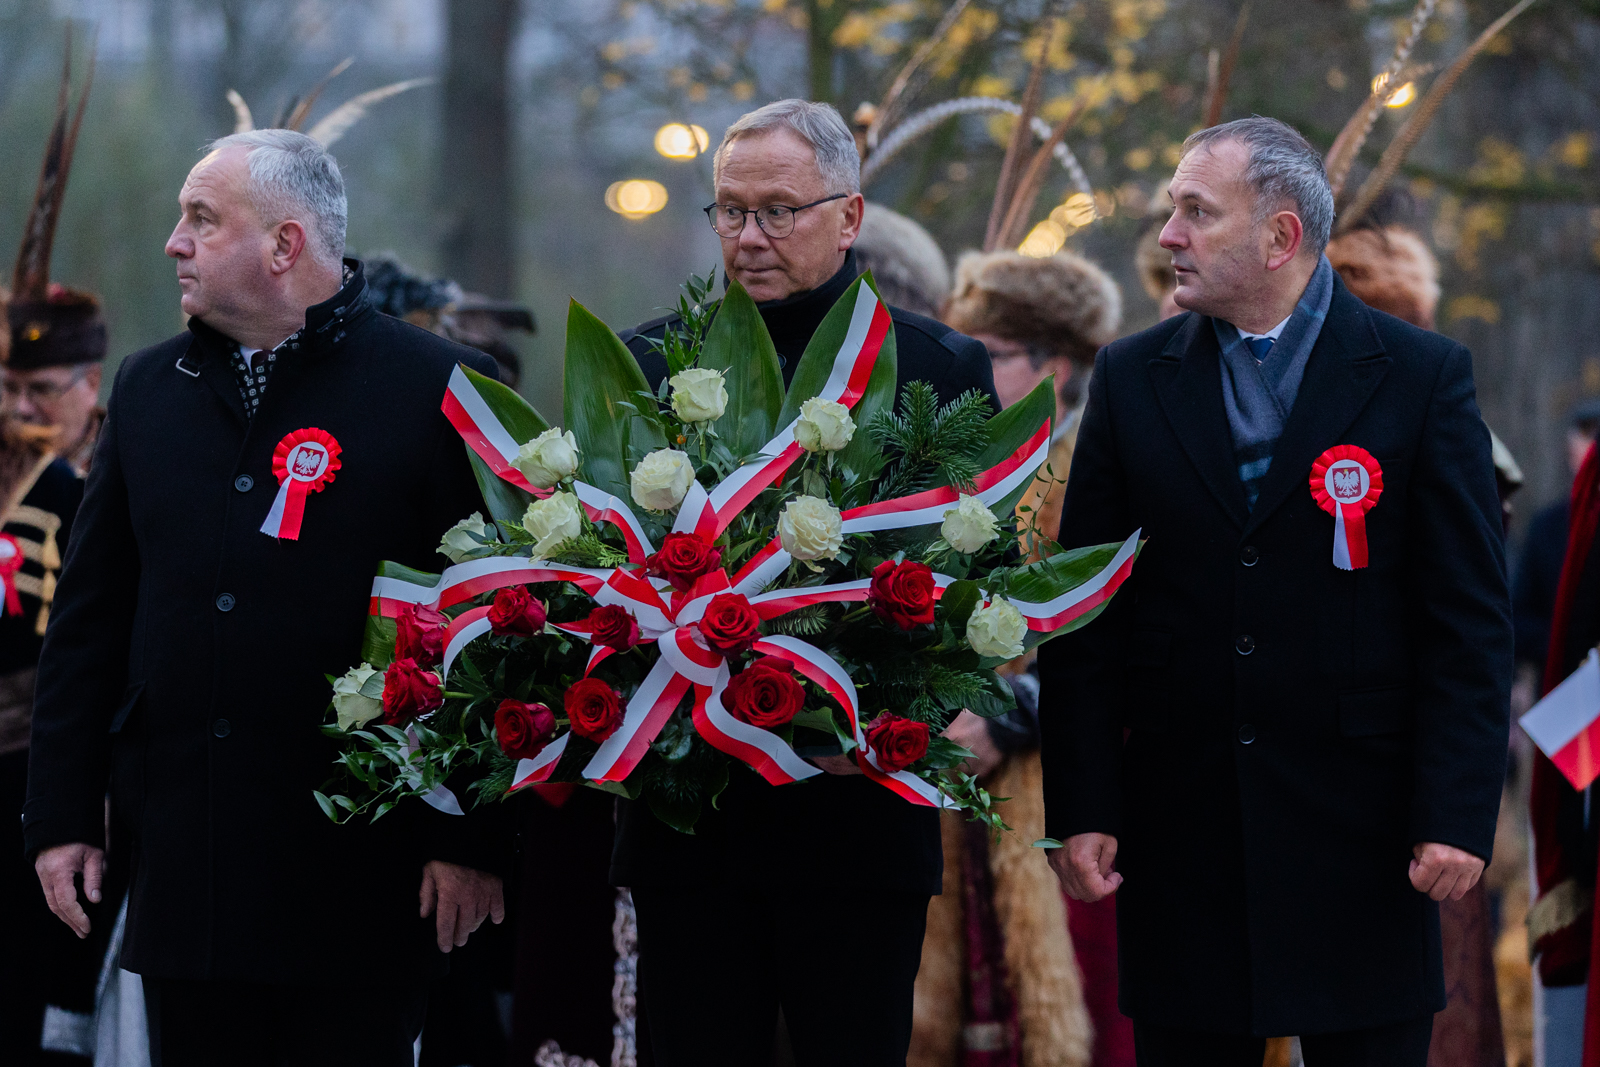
[
  {"x1": 1148, "y1": 276, "x2": 1390, "y2": 535},
  {"x1": 182, "y1": 258, "x2": 373, "y2": 427}
]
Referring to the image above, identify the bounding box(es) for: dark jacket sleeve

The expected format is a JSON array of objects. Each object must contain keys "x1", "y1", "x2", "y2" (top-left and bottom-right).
[
  {"x1": 938, "y1": 332, "x2": 1000, "y2": 414},
  {"x1": 1404, "y1": 343, "x2": 1512, "y2": 860},
  {"x1": 1036, "y1": 345, "x2": 1133, "y2": 841},
  {"x1": 24, "y1": 361, "x2": 141, "y2": 858}
]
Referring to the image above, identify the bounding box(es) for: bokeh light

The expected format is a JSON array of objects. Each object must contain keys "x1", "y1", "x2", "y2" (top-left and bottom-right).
[
  {"x1": 1018, "y1": 220, "x2": 1068, "y2": 258},
  {"x1": 654, "y1": 123, "x2": 710, "y2": 159},
  {"x1": 1384, "y1": 81, "x2": 1417, "y2": 108},
  {"x1": 605, "y1": 179, "x2": 669, "y2": 219}
]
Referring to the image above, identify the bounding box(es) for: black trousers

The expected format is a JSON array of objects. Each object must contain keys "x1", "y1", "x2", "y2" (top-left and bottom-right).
[
  {"x1": 143, "y1": 976, "x2": 429, "y2": 1067},
  {"x1": 1133, "y1": 1017, "x2": 1434, "y2": 1067},
  {"x1": 632, "y1": 883, "x2": 930, "y2": 1067}
]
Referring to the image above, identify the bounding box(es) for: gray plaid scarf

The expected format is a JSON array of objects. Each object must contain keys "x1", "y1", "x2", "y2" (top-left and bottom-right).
[{"x1": 1213, "y1": 255, "x2": 1335, "y2": 509}]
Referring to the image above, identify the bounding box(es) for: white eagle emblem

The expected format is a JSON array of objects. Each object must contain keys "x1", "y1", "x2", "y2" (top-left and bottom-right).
[
  {"x1": 291, "y1": 446, "x2": 326, "y2": 480},
  {"x1": 1331, "y1": 465, "x2": 1363, "y2": 501}
]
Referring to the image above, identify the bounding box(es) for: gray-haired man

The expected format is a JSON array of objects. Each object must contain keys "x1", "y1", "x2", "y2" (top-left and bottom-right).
[
  {"x1": 1038, "y1": 117, "x2": 1511, "y2": 1065},
  {"x1": 24, "y1": 131, "x2": 508, "y2": 1065},
  {"x1": 615, "y1": 100, "x2": 998, "y2": 1066}
]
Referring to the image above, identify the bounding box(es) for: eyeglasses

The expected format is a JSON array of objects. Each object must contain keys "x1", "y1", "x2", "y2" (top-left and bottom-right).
[
  {"x1": 703, "y1": 194, "x2": 848, "y2": 239},
  {"x1": 0, "y1": 367, "x2": 91, "y2": 405}
]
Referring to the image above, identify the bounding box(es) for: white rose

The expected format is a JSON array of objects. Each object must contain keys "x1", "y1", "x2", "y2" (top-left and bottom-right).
[
  {"x1": 631, "y1": 448, "x2": 696, "y2": 511},
  {"x1": 967, "y1": 597, "x2": 1028, "y2": 660},
  {"x1": 669, "y1": 367, "x2": 729, "y2": 424},
  {"x1": 778, "y1": 495, "x2": 844, "y2": 561},
  {"x1": 439, "y1": 511, "x2": 496, "y2": 563},
  {"x1": 794, "y1": 397, "x2": 856, "y2": 453},
  {"x1": 941, "y1": 494, "x2": 1000, "y2": 554},
  {"x1": 332, "y1": 663, "x2": 383, "y2": 731},
  {"x1": 520, "y1": 492, "x2": 583, "y2": 559},
  {"x1": 513, "y1": 427, "x2": 581, "y2": 489}
]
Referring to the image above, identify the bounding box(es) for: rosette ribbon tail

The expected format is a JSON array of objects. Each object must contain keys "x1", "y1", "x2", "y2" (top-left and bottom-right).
[{"x1": 259, "y1": 476, "x2": 312, "y2": 540}]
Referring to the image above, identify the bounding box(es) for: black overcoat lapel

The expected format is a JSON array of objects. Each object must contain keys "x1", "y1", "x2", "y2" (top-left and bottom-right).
[
  {"x1": 1243, "y1": 282, "x2": 1389, "y2": 538},
  {"x1": 1148, "y1": 313, "x2": 1251, "y2": 529},
  {"x1": 182, "y1": 335, "x2": 249, "y2": 429}
]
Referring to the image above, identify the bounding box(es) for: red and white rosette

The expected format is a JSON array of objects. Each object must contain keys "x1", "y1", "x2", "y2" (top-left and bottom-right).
[
  {"x1": 260, "y1": 428, "x2": 342, "y2": 541},
  {"x1": 1309, "y1": 444, "x2": 1383, "y2": 571},
  {"x1": 0, "y1": 533, "x2": 23, "y2": 616}
]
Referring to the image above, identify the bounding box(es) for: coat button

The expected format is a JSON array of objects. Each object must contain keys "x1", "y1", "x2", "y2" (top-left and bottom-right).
[
  {"x1": 213, "y1": 719, "x2": 232, "y2": 738},
  {"x1": 1240, "y1": 545, "x2": 1259, "y2": 566},
  {"x1": 234, "y1": 475, "x2": 254, "y2": 492},
  {"x1": 1238, "y1": 723, "x2": 1256, "y2": 744},
  {"x1": 216, "y1": 593, "x2": 236, "y2": 612},
  {"x1": 1235, "y1": 634, "x2": 1254, "y2": 655}
]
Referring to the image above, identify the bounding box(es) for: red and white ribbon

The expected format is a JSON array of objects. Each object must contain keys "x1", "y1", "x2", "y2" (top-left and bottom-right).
[
  {"x1": 260, "y1": 428, "x2": 341, "y2": 540},
  {"x1": 0, "y1": 534, "x2": 23, "y2": 617},
  {"x1": 1310, "y1": 445, "x2": 1383, "y2": 571}
]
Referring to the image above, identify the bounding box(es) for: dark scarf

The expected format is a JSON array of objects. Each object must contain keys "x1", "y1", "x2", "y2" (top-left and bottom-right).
[
  {"x1": 1212, "y1": 255, "x2": 1335, "y2": 508},
  {"x1": 755, "y1": 249, "x2": 859, "y2": 385}
]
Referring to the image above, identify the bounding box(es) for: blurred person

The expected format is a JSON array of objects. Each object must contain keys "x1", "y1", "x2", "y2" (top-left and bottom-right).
[
  {"x1": 1326, "y1": 198, "x2": 1510, "y2": 1067},
  {"x1": 907, "y1": 247, "x2": 1124, "y2": 1067},
  {"x1": 851, "y1": 201, "x2": 951, "y2": 317},
  {"x1": 1040, "y1": 117, "x2": 1510, "y2": 1067},
  {"x1": 615, "y1": 98, "x2": 998, "y2": 1067},
  {"x1": 23, "y1": 130, "x2": 509, "y2": 1067},
  {"x1": 1134, "y1": 216, "x2": 1182, "y2": 322},
  {"x1": 0, "y1": 52, "x2": 110, "y2": 1065}
]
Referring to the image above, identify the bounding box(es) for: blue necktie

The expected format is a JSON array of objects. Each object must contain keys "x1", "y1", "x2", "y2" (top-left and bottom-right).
[{"x1": 1245, "y1": 336, "x2": 1276, "y2": 364}]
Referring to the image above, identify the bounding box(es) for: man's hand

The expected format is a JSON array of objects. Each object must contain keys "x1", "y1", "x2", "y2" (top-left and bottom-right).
[
  {"x1": 1048, "y1": 832, "x2": 1123, "y2": 903},
  {"x1": 944, "y1": 711, "x2": 1003, "y2": 780},
  {"x1": 809, "y1": 753, "x2": 864, "y2": 776},
  {"x1": 419, "y1": 860, "x2": 504, "y2": 953},
  {"x1": 35, "y1": 843, "x2": 105, "y2": 938},
  {"x1": 1409, "y1": 842, "x2": 1484, "y2": 902}
]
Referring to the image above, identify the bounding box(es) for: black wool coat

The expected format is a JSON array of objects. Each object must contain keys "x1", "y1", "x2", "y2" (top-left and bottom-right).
[
  {"x1": 610, "y1": 251, "x2": 1000, "y2": 894},
  {"x1": 23, "y1": 262, "x2": 508, "y2": 983},
  {"x1": 1037, "y1": 278, "x2": 1512, "y2": 1036}
]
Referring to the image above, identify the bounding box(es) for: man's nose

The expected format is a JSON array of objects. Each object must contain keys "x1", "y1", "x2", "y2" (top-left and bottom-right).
[
  {"x1": 165, "y1": 225, "x2": 189, "y2": 259},
  {"x1": 1159, "y1": 218, "x2": 1184, "y2": 250},
  {"x1": 737, "y1": 213, "x2": 772, "y2": 252}
]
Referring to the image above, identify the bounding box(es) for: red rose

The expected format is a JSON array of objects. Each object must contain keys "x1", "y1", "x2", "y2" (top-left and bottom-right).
[
  {"x1": 865, "y1": 712, "x2": 930, "y2": 772},
  {"x1": 488, "y1": 586, "x2": 547, "y2": 636},
  {"x1": 725, "y1": 657, "x2": 805, "y2": 729},
  {"x1": 585, "y1": 604, "x2": 640, "y2": 652},
  {"x1": 698, "y1": 593, "x2": 762, "y2": 657},
  {"x1": 868, "y1": 559, "x2": 937, "y2": 630},
  {"x1": 565, "y1": 677, "x2": 624, "y2": 741},
  {"x1": 394, "y1": 603, "x2": 448, "y2": 666},
  {"x1": 646, "y1": 532, "x2": 723, "y2": 591},
  {"x1": 494, "y1": 699, "x2": 558, "y2": 761},
  {"x1": 380, "y1": 658, "x2": 442, "y2": 725}
]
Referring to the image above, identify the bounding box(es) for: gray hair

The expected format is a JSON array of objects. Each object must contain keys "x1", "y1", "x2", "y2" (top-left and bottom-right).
[
  {"x1": 712, "y1": 99, "x2": 860, "y2": 196},
  {"x1": 1181, "y1": 116, "x2": 1334, "y2": 258},
  {"x1": 203, "y1": 129, "x2": 347, "y2": 268}
]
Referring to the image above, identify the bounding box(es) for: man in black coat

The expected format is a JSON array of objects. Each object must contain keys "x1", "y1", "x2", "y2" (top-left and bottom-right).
[
  {"x1": 1039, "y1": 117, "x2": 1511, "y2": 1066},
  {"x1": 612, "y1": 99, "x2": 997, "y2": 1067},
  {"x1": 24, "y1": 130, "x2": 507, "y2": 1066}
]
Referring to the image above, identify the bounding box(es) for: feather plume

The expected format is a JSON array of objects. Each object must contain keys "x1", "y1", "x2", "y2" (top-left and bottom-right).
[
  {"x1": 13, "y1": 27, "x2": 95, "y2": 302},
  {"x1": 1337, "y1": 0, "x2": 1537, "y2": 235},
  {"x1": 226, "y1": 89, "x2": 254, "y2": 134},
  {"x1": 283, "y1": 56, "x2": 353, "y2": 132},
  {"x1": 867, "y1": 0, "x2": 973, "y2": 151},
  {"x1": 1325, "y1": 0, "x2": 1437, "y2": 196},
  {"x1": 306, "y1": 78, "x2": 435, "y2": 147},
  {"x1": 861, "y1": 97, "x2": 1092, "y2": 199},
  {"x1": 996, "y1": 96, "x2": 1090, "y2": 249},
  {"x1": 984, "y1": 43, "x2": 1048, "y2": 252},
  {"x1": 1202, "y1": 4, "x2": 1250, "y2": 128}
]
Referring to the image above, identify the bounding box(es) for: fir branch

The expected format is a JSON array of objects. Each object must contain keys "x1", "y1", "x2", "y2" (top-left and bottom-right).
[
  {"x1": 868, "y1": 384, "x2": 993, "y2": 503},
  {"x1": 764, "y1": 603, "x2": 838, "y2": 637}
]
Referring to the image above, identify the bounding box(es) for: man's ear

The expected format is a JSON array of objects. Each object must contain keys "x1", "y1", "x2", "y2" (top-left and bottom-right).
[
  {"x1": 838, "y1": 193, "x2": 865, "y2": 251},
  {"x1": 269, "y1": 220, "x2": 310, "y2": 276},
  {"x1": 85, "y1": 364, "x2": 102, "y2": 393},
  {"x1": 1265, "y1": 210, "x2": 1305, "y2": 272}
]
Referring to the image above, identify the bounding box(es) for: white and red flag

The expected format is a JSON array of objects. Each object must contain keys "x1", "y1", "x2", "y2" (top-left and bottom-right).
[{"x1": 1522, "y1": 648, "x2": 1600, "y2": 790}]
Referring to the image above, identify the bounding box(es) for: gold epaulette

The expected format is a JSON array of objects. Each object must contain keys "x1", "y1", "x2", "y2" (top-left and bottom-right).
[{"x1": 6, "y1": 504, "x2": 64, "y2": 636}]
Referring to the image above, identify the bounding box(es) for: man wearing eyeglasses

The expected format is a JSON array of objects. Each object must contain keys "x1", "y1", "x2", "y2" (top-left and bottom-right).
[{"x1": 615, "y1": 99, "x2": 998, "y2": 1067}]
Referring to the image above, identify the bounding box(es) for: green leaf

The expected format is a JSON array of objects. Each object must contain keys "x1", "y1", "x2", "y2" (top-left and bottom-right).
[
  {"x1": 564, "y1": 299, "x2": 653, "y2": 504},
  {"x1": 698, "y1": 279, "x2": 782, "y2": 457},
  {"x1": 455, "y1": 362, "x2": 549, "y2": 448},
  {"x1": 971, "y1": 376, "x2": 1055, "y2": 522},
  {"x1": 644, "y1": 782, "x2": 702, "y2": 834},
  {"x1": 1032, "y1": 838, "x2": 1064, "y2": 849},
  {"x1": 469, "y1": 450, "x2": 536, "y2": 527},
  {"x1": 938, "y1": 580, "x2": 981, "y2": 632},
  {"x1": 1006, "y1": 537, "x2": 1142, "y2": 652},
  {"x1": 775, "y1": 273, "x2": 897, "y2": 480},
  {"x1": 313, "y1": 791, "x2": 337, "y2": 822}
]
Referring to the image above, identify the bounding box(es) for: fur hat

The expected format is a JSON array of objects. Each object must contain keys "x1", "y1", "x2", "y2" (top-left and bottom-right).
[
  {"x1": 945, "y1": 249, "x2": 1121, "y2": 365},
  {"x1": 1135, "y1": 215, "x2": 1175, "y2": 301},
  {"x1": 1325, "y1": 226, "x2": 1440, "y2": 331},
  {"x1": 853, "y1": 203, "x2": 951, "y2": 318}
]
